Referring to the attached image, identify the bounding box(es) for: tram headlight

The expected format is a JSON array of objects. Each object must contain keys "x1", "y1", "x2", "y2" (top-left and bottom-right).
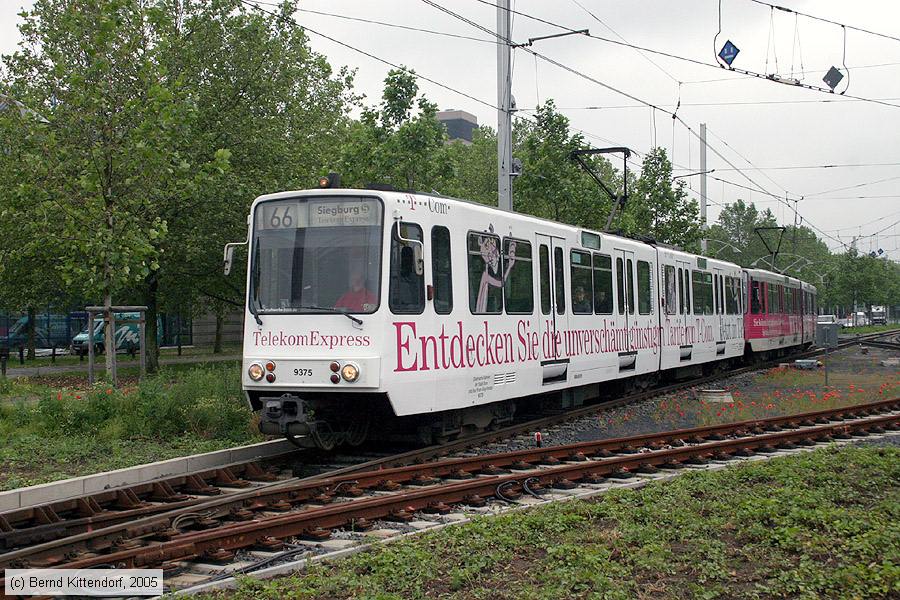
[
  {"x1": 340, "y1": 363, "x2": 360, "y2": 383},
  {"x1": 248, "y1": 362, "x2": 265, "y2": 381}
]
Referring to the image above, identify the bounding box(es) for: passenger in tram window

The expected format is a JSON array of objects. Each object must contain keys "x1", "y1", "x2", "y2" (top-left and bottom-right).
[
  {"x1": 335, "y1": 268, "x2": 376, "y2": 312},
  {"x1": 573, "y1": 286, "x2": 591, "y2": 313}
]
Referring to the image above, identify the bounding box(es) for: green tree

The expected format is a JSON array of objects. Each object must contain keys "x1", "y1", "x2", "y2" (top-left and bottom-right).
[
  {"x1": 2, "y1": 0, "x2": 229, "y2": 378},
  {"x1": 513, "y1": 100, "x2": 618, "y2": 230},
  {"x1": 0, "y1": 104, "x2": 71, "y2": 358},
  {"x1": 143, "y1": 0, "x2": 353, "y2": 368},
  {"x1": 626, "y1": 147, "x2": 701, "y2": 249},
  {"x1": 706, "y1": 199, "x2": 779, "y2": 265},
  {"x1": 338, "y1": 69, "x2": 450, "y2": 191},
  {"x1": 443, "y1": 126, "x2": 497, "y2": 206}
]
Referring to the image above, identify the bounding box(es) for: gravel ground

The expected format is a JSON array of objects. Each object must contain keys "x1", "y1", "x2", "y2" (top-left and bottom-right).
[
  {"x1": 466, "y1": 345, "x2": 900, "y2": 453},
  {"x1": 851, "y1": 431, "x2": 900, "y2": 448}
]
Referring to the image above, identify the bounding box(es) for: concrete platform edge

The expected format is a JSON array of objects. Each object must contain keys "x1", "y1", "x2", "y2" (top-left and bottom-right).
[{"x1": 0, "y1": 439, "x2": 294, "y2": 513}]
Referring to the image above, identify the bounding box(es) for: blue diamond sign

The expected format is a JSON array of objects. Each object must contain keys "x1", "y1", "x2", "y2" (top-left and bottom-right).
[
  {"x1": 823, "y1": 66, "x2": 844, "y2": 90},
  {"x1": 718, "y1": 40, "x2": 739, "y2": 66}
]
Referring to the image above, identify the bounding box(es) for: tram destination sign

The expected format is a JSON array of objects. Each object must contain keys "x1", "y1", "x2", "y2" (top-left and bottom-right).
[
  {"x1": 309, "y1": 199, "x2": 380, "y2": 227},
  {"x1": 257, "y1": 198, "x2": 381, "y2": 229}
]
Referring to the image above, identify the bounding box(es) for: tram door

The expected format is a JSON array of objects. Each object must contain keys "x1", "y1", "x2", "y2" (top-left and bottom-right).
[
  {"x1": 614, "y1": 248, "x2": 637, "y2": 372},
  {"x1": 676, "y1": 259, "x2": 693, "y2": 361},
  {"x1": 713, "y1": 268, "x2": 726, "y2": 355},
  {"x1": 536, "y1": 233, "x2": 568, "y2": 382}
]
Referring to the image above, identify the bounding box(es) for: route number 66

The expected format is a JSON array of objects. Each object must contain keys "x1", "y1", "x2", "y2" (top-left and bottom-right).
[{"x1": 269, "y1": 206, "x2": 294, "y2": 228}]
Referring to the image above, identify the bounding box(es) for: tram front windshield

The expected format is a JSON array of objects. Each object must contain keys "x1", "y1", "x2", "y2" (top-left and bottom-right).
[{"x1": 251, "y1": 196, "x2": 383, "y2": 314}]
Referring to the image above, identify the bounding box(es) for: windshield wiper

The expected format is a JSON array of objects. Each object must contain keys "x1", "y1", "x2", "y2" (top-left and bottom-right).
[
  {"x1": 295, "y1": 305, "x2": 364, "y2": 326},
  {"x1": 249, "y1": 298, "x2": 263, "y2": 326}
]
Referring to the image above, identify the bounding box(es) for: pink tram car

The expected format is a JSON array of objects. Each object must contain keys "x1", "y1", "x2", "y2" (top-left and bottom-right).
[{"x1": 744, "y1": 268, "x2": 817, "y2": 355}]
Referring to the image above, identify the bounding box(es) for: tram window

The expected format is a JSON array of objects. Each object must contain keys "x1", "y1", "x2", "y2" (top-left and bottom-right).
[
  {"x1": 677, "y1": 267, "x2": 684, "y2": 314},
  {"x1": 539, "y1": 245, "x2": 551, "y2": 315},
  {"x1": 751, "y1": 281, "x2": 762, "y2": 314},
  {"x1": 741, "y1": 278, "x2": 747, "y2": 314},
  {"x1": 725, "y1": 277, "x2": 739, "y2": 314},
  {"x1": 734, "y1": 278, "x2": 741, "y2": 314},
  {"x1": 616, "y1": 257, "x2": 625, "y2": 315},
  {"x1": 682, "y1": 268, "x2": 691, "y2": 314},
  {"x1": 767, "y1": 284, "x2": 779, "y2": 314},
  {"x1": 504, "y1": 238, "x2": 533, "y2": 314},
  {"x1": 664, "y1": 265, "x2": 677, "y2": 315},
  {"x1": 431, "y1": 226, "x2": 452, "y2": 314},
  {"x1": 626, "y1": 258, "x2": 635, "y2": 314},
  {"x1": 467, "y1": 232, "x2": 502, "y2": 314},
  {"x1": 637, "y1": 260, "x2": 652, "y2": 314},
  {"x1": 570, "y1": 250, "x2": 593, "y2": 314},
  {"x1": 692, "y1": 270, "x2": 713, "y2": 315},
  {"x1": 723, "y1": 276, "x2": 730, "y2": 314},
  {"x1": 720, "y1": 275, "x2": 726, "y2": 314},
  {"x1": 593, "y1": 254, "x2": 613, "y2": 314},
  {"x1": 251, "y1": 197, "x2": 382, "y2": 315},
  {"x1": 692, "y1": 271, "x2": 703, "y2": 315},
  {"x1": 554, "y1": 247, "x2": 566, "y2": 315},
  {"x1": 389, "y1": 222, "x2": 425, "y2": 314},
  {"x1": 713, "y1": 274, "x2": 719, "y2": 315}
]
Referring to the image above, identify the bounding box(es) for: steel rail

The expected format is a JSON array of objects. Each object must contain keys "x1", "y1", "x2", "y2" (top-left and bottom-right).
[
  {"x1": 2, "y1": 397, "x2": 897, "y2": 571},
  {"x1": 9, "y1": 411, "x2": 896, "y2": 574},
  {"x1": 2, "y1": 329, "x2": 896, "y2": 560}
]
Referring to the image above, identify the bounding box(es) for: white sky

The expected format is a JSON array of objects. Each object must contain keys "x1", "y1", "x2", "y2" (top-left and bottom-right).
[{"x1": 2, "y1": 0, "x2": 900, "y2": 258}]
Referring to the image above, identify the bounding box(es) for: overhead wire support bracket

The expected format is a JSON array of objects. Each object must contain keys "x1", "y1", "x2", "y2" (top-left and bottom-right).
[
  {"x1": 569, "y1": 147, "x2": 632, "y2": 232},
  {"x1": 514, "y1": 29, "x2": 589, "y2": 48},
  {"x1": 754, "y1": 226, "x2": 786, "y2": 272}
]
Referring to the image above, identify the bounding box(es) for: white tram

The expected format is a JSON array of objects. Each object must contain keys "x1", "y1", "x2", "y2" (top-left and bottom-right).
[{"x1": 233, "y1": 186, "x2": 757, "y2": 449}]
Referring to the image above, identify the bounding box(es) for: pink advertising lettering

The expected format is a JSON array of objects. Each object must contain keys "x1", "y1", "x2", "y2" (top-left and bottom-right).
[{"x1": 253, "y1": 330, "x2": 371, "y2": 349}]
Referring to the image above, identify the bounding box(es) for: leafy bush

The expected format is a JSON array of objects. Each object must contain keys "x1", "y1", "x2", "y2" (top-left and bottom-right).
[{"x1": 2, "y1": 364, "x2": 255, "y2": 443}]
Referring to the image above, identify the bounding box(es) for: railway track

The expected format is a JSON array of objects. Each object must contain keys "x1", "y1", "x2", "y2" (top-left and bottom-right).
[
  {"x1": 0, "y1": 331, "x2": 868, "y2": 552},
  {"x1": 0, "y1": 328, "x2": 896, "y2": 592},
  {"x1": 1, "y1": 397, "x2": 897, "y2": 595}
]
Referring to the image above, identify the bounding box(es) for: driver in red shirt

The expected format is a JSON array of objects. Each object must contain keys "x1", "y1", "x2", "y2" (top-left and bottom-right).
[{"x1": 335, "y1": 270, "x2": 376, "y2": 312}]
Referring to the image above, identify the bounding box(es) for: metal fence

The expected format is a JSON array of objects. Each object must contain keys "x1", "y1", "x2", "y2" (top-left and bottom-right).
[
  {"x1": 0, "y1": 310, "x2": 192, "y2": 352},
  {"x1": 0, "y1": 310, "x2": 89, "y2": 352}
]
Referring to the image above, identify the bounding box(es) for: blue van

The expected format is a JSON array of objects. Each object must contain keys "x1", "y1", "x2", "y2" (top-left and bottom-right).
[
  {"x1": 0, "y1": 314, "x2": 79, "y2": 351},
  {"x1": 71, "y1": 313, "x2": 162, "y2": 355}
]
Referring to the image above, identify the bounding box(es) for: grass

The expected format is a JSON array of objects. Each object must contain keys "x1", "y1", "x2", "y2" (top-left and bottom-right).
[
  {"x1": 0, "y1": 363, "x2": 261, "y2": 490},
  {"x1": 210, "y1": 445, "x2": 900, "y2": 600},
  {"x1": 1, "y1": 360, "x2": 242, "y2": 402}
]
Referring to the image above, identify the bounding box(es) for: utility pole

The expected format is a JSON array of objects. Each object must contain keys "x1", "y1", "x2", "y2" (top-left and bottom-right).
[
  {"x1": 699, "y1": 122, "x2": 708, "y2": 253},
  {"x1": 497, "y1": 0, "x2": 512, "y2": 211}
]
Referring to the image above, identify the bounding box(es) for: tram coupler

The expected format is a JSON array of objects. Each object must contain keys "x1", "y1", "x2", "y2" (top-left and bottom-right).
[{"x1": 258, "y1": 393, "x2": 313, "y2": 437}]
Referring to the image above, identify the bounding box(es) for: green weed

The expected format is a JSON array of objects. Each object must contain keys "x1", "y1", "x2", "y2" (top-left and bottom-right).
[
  {"x1": 209, "y1": 446, "x2": 900, "y2": 600},
  {"x1": 0, "y1": 363, "x2": 260, "y2": 489}
]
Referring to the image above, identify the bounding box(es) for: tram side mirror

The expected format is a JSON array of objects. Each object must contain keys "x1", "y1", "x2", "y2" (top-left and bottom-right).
[
  {"x1": 223, "y1": 241, "x2": 246, "y2": 276},
  {"x1": 223, "y1": 245, "x2": 235, "y2": 275}
]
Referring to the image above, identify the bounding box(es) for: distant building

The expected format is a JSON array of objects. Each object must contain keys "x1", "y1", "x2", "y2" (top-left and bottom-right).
[{"x1": 437, "y1": 109, "x2": 478, "y2": 144}]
